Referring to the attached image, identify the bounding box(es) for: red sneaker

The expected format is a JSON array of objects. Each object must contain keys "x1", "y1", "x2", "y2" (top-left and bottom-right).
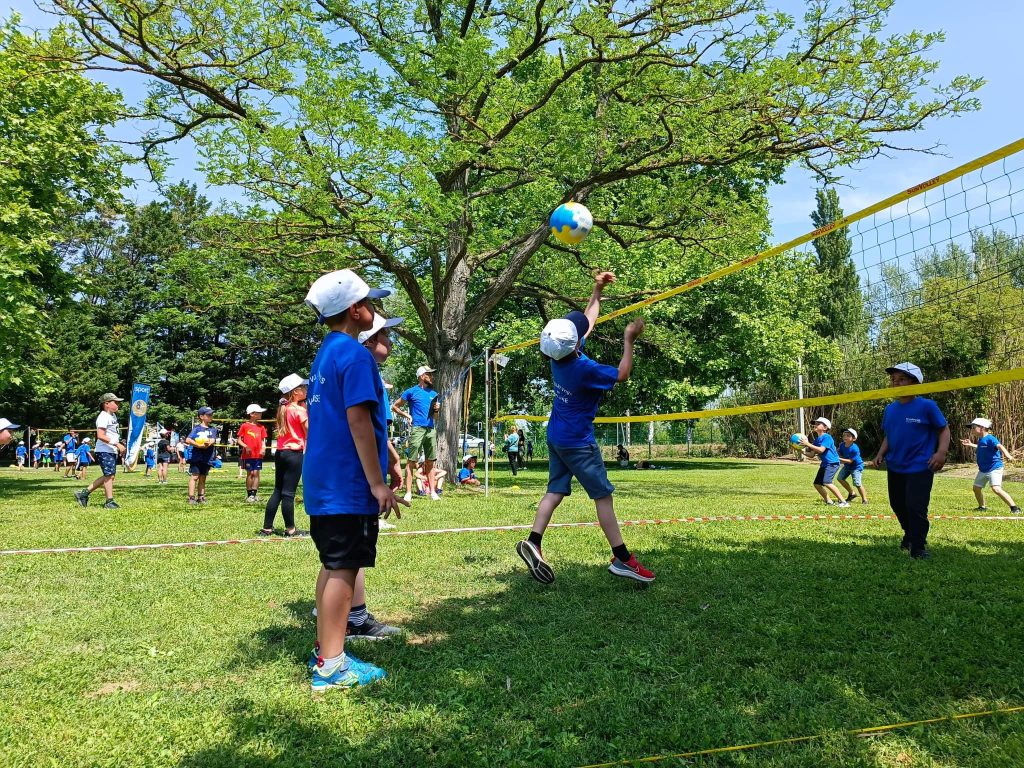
[{"x1": 609, "y1": 554, "x2": 655, "y2": 583}]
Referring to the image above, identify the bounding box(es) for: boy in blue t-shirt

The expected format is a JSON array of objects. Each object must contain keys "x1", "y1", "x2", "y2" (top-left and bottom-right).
[
  {"x1": 393, "y1": 366, "x2": 441, "y2": 502},
  {"x1": 41, "y1": 444, "x2": 52, "y2": 468},
  {"x1": 458, "y1": 455, "x2": 481, "y2": 487},
  {"x1": 144, "y1": 445, "x2": 156, "y2": 477},
  {"x1": 517, "y1": 271, "x2": 655, "y2": 585},
  {"x1": 15, "y1": 441, "x2": 27, "y2": 471},
  {"x1": 52, "y1": 442, "x2": 65, "y2": 472},
  {"x1": 869, "y1": 363, "x2": 950, "y2": 559},
  {"x1": 63, "y1": 431, "x2": 78, "y2": 477},
  {"x1": 186, "y1": 408, "x2": 219, "y2": 504},
  {"x1": 836, "y1": 428, "x2": 867, "y2": 504},
  {"x1": 961, "y1": 417, "x2": 1019, "y2": 514},
  {"x1": 74, "y1": 439, "x2": 95, "y2": 480},
  {"x1": 303, "y1": 268, "x2": 407, "y2": 691},
  {"x1": 32, "y1": 445, "x2": 41, "y2": 468},
  {"x1": 798, "y1": 417, "x2": 846, "y2": 506}
]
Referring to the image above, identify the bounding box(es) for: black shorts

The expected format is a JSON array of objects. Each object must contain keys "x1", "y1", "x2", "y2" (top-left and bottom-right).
[
  {"x1": 157, "y1": 454, "x2": 171, "y2": 464},
  {"x1": 309, "y1": 514, "x2": 379, "y2": 570},
  {"x1": 189, "y1": 462, "x2": 211, "y2": 476}
]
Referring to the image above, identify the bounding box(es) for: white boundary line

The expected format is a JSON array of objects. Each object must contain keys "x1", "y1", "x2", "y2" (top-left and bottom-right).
[{"x1": 0, "y1": 514, "x2": 1020, "y2": 556}]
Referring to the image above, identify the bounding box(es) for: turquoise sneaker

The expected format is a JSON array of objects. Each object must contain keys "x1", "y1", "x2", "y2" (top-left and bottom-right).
[
  {"x1": 311, "y1": 656, "x2": 386, "y2": 691},
  {"x1": 308, "y1": 646, "x2": 365, "y2": 672}
]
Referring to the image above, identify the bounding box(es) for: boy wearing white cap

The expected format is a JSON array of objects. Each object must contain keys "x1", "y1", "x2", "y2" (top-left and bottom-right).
[
  {"x1": 961, "y1": 418, "x2": 1019, "y2": 514},
  {"x1": 303, "y1": 269, "x2": 406, "y2": 690},
  {"x1": 238, "y1": 404, "x2": 268, "y2": 503},
  {"x1": 798, "y1": 417, "x2": 847, "y2": 506},
  {"x1": 869, "y1": 363, "x2": 950, "y2": 559},
  {"x1": 836, "y1": 428, "x2": 868, "y2": 504},
  {"x1": 0, "y1": 418, "x2": 20, "y2": 447},
  {"x1": 393, "y1": 364, "x2": 441, "y2": 502},
  {"x1": 516, "y1": 270, "x2": 655, "y2": 584}
]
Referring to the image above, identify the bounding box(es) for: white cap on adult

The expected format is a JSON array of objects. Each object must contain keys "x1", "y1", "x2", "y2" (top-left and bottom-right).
[
  {"x1": 304, "y1": 269, "x2": 391, "y2": 323},
  {"x1": 416, "y1": 365, "x2": 435, "y2": 378},
  {"x1": 279, "y1": 373, "x2": 308, "y2": 394},
  {"x1": 885, "y1": 362, "x2": 923, "y2": 384},
  {"x1": 811, "y1": 416, "x2": 832, "y2": 429},
  {"x1": 357, "y1": 314, "x2": 405, "y2": 344},
  {"x1": 245, "y1": 404, "x2": 267, "y2": 415},
  {"x1": 539, "y1": 318, "x2": 578, "y2": 360},
  {"x1": 969, "y1": 417, "x2": 993, "y2": 429}
]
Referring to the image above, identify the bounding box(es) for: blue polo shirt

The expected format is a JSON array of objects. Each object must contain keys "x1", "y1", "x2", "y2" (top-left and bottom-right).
[
  {"x1": 813, "y1": 433, "x2": 840, "y2": 465},
  {"x1": 976, "y1": 433, "x2": 1003, "y2": 472},
  {"x1": 400, "y1": 385, "x2": 438, "y2": 429},
  {"x1": 304, "y1": 331, "x2": 387, "y2": 516},
  {"x1": 881, "y1": 397, "x2": 947, "y2": 473},
  {"x1": 838, "y1": 441, "x2": 863, "y2": 470},
  {"x1": 547, "y1": 341, "x2": 619, "y2": 447}
]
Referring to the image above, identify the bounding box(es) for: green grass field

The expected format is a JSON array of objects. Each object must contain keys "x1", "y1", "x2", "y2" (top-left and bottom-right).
[{"x1": 2, "y1": 459, "x2": 1024, "y2": 767}]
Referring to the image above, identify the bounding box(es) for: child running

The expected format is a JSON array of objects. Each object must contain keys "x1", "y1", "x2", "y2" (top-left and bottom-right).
[
  {"x1": 798, "y1": 417, "x2": 847, "y2": 506},
  {"x1": 186, "y1": 407, "x2": 219, "y2": 505},
  {"x1": 836, "y1": 428, "x2": 867, "y2": 504},
  {"x1": 238, "y1": 405, "x2": 268, "y2": 503},
  {"x1": 303, "y1": 269, "x2": 406, "y2": 691},
  {"x1": 516, "y1": 270, "x2": 655, "y2": 584},
  {"x1": 15, "y1": 440, "x2": 26, "y2": 471},
  {"x1": 961, "y1": 417, "x2": 1020, "y2": 514}
]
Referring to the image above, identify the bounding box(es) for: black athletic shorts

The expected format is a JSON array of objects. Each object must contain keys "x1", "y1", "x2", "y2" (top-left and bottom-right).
[{"x1": 309, "y1": 514, "x2": 379, "y2": 570}]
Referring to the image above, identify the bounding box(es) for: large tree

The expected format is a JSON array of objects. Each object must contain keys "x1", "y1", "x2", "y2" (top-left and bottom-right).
[
  {"x1": 810, "y1": 187, "x2": 865, "y2": 340},
  {"x1": 44, "y1": 0, "x2": 979, "y2": 466}
]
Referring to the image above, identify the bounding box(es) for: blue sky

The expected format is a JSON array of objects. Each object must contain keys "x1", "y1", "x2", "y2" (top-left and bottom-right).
[{"x1": 6, "y1": 0, "x2": 1021, "y2": 245}]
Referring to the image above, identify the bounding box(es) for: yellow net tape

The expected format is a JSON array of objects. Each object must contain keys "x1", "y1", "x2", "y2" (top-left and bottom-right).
[
  {"x1": 494, "y1": 367, "x2": 1024, "y2": 423},
  {"x1": 496, "y1": 137, "x2": 1024, "y2": 354}
]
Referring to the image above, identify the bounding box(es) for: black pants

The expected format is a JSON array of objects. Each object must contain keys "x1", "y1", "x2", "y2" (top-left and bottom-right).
[
  {"x1": 264, "y1": 449, "x2": 303, "y2": 530},
  {"x1": 887, "y1": 470, "x2": 934, "y2": 549},
  {"x1": 507, "y1": 452, "x2": 518, "y2": 476}
]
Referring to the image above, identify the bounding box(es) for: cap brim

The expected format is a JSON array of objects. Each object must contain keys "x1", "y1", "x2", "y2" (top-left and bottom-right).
[
  {"x1": 367, "y1": 287, "x2": 392, "y2": 299},
  {"x1": 382, "y1": 316, "x2": 404, "y2": 328}
]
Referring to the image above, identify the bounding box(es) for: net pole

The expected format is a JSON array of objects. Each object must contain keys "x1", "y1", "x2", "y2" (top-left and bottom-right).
[{"x1": 484, "y1": 348, "x2": 490, "y2": 498}]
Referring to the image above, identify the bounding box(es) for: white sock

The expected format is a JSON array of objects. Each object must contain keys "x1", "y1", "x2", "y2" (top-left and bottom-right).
[{"x1": 318, "y1": 652, "x2": 347, "y2": 674}]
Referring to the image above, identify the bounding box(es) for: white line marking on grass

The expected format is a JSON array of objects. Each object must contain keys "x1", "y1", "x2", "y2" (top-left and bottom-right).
[{"x1": 1, "y1": 514, "x2": 1020, "y2": 556}]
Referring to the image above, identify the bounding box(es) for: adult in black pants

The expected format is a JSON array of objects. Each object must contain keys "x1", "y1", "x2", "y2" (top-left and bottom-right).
[
  {"x1": 260, "y1": 373, "x2": 308, "y2": 537},
  {"x1": 869, "y1": 362, "x2": 950, "y2": 559}
]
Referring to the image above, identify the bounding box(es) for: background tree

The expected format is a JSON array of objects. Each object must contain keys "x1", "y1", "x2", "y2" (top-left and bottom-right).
[
  {"x1": 810, "y1": 187, "x2": 865, "y2": 341},
  {"x1": 39, "y1": 0, "x2": 980, "y2": 467}
]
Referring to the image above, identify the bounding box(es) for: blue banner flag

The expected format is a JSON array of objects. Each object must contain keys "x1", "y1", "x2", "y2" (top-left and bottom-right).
[{"x1": 125, "y1": 383, "x2": 152, "y2": 469}]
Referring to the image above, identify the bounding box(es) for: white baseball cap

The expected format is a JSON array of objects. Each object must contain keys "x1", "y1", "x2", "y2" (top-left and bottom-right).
[
  {"x1": 416, "y1": 365, "x2": 435, "y2": 378},
  {"x1": 279, "y1": 373, "x2": 308, "y2": 394},
  {"x1": 83, "y1": 437, "x2": 91, "y2": 443},
  {"x1": 969, "y1": 417, "x2": 993, "y2": 429},
  {"x1": 245, "y1": 404, "x2": 266, "y2": 415},
  {"x1": 812, "y1": 416, "x2": 832, "y2": 429},
  {"x1": 540, "y1": 318, "x2": 578, "y2": 360},
  {"x1": 358, "y1": 314, "x2": 405, "y2": 344},
  {"x1": 885, "y1": 362, "x2": 924, "y2": 384},
  {"x1": 842, "y1": 427, "x2": 858, "y2": 440},
  {"x1": 304, "y1": 269, "x2": 391, "y2": 323},
  {"x1": 0, "y1": 418, "x2": 20, "y2": 432}
]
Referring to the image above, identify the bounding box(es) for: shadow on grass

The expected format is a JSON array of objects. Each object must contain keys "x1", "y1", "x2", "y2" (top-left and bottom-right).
[{"x1": 182, "y1": 531, "x2": 1024, "y2": 768}]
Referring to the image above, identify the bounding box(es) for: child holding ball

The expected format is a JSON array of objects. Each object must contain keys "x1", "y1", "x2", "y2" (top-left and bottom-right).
[
  {"x1": 186, "y1": 407, "x2": 219, "y2": 505},
  {"x1": 799, "y1": 417, "x2": 848, "y2": 507}
]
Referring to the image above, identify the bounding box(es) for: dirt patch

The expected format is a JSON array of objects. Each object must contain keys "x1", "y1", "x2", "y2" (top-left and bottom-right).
[{"x1": 86, "y1": 680, "x2": 141, "y2": 698}]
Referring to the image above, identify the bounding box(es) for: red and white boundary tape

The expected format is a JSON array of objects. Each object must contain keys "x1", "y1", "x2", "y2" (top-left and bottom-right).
[{"x1": 0, "y1": 513, "x2": 1020, "y2": 557}]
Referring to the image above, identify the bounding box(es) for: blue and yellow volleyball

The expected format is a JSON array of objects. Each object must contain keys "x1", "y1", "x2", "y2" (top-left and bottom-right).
[
  {"x1": 790, "y1": 433, "x2": 805, "y2": 446},
  {"x1": 549, "y1": 202, "x2": 593, "y2": 245}
]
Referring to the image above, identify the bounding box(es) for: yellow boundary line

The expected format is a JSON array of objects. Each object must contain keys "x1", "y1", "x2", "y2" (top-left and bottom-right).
[
  {"x1": 496, "y1": 137, "x2": 1024, "y2": 354},
  {"x1": 495, "y1": 367, "x2": 1024, "y2": 423},
  {"x1": 577, "y1": 705, "x2": 1024, "y2": 767}
]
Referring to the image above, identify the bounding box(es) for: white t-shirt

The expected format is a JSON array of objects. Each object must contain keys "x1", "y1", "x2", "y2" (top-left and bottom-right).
[{"x1": 94, "y1": 411, "x2": 120, "y2": 454}]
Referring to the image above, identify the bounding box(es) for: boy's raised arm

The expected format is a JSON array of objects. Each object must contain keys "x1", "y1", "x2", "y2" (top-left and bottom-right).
[
  {"x1": 617, "y1": 319, "x2": 644, "y2": 382},
  {"x1": 584, "y1": 272, "x2": 616, "y2": 338}
]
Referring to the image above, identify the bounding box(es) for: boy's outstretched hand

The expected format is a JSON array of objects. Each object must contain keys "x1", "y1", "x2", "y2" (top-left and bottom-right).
[
  {"x1": 594, "y1": 271, "x2": 616, "y2": 289},
  {"x1": 624, "y1": 318, "x2": 645, "y2": 342}
]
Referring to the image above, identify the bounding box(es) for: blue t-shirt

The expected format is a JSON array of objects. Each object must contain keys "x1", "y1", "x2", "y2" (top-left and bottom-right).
[
  {"x1": 379, "y1": 372, "x2": 392, "y2": 427},
  {"x1": 813, "y1": 433, "x2": 840, "y2": 465},
  {"x1": 54, "y1": 446, "x2": 65, "y2": 462},
  {"x1": 63, "y1": 434, "x2": 77, "y2": 452},
  {"x1": 976, "y1": 433, "x2": 1003, "y2": 472},
  {"x1": 41, "y1": 448, "x2": 51, "y2": 459},
  {"x1": 16, "y1": 446, "x2": 26, "y2": 458},
  {"x1": 507, "y1": 433, "x2": 520, "y2": 453},
  {"x1": 182, "y1": 444, "x2": 193, "y2": 461},
  {"x1": 304, "y1": 331, "x2": 387, "y2": 516},
  {"x1": 400, "y1": 385, "x2": 438, "y2": 429},
  {"x1": 33, "y1": 448, "x2": 41, "y2": 460},
  {"x1": 838, "y1": 441, "x2": 863, "y2": 470},
  {"x1": 187, "y1": 425, "x2": 219, "y2": 463},
  {"x1": 74, "y1": 445, "x2": 92, "y2": 465},
  {"x1": 881, "y1": 397, "x2": 948, "y2": 473},
  {"x1": 547, "y1": 343, "x2": 619, "y2": 448},
  {"x1": 458, "y1": 467, "x2": 475, "y2": 483}
]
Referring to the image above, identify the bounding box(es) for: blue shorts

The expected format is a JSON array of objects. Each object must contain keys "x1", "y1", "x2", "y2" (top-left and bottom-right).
[
  {"x1": 97, "y1": 452, "x2": 118, "y2": 477},
  {"x1": 547, "y1": 442, "x2": 615, "y2": 500},
  {"x1": 145, "y1": 460, "x2": 155, "y2": 468},
  {"x1": 814, "y1": 462, "x2": 840, "y2": 486},
  {"x1": 242, "y1": 459, "x2": 263, "y2": 472},
  {"x1": 838, "y1": 466, "x2": 863, "y2": 486},
  {"x1": 189, "y1": 462, "x2": 211, "y2": 476}
]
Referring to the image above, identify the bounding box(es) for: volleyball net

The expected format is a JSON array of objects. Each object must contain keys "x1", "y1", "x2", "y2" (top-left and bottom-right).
[{"x1": 489, "y1": 137, "x2": 1024, "y2": 459}]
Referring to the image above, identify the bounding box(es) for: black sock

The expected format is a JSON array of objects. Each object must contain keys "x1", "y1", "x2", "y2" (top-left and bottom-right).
[
  {"x1": 612, "y1": 544, "x2": 631, "y2": 563},
  {"x1": 528, "y1": 531, "x2": 543, "y2": 548}
]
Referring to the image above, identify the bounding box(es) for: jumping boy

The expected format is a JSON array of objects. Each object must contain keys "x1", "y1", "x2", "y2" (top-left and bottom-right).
[
  {"x1": 516, "y1": 270, "x2": 655, "y2": 584},
  {"x1": 869, "y1": 362, "x2": 950, "y2": 559},
  {"x1": 303, "y1": 268, "x2": 406, "y2": 690},
  {"x1": 74, "y1": 393, "x2": 126, "y2": 509},
  {"x1": 836, "y1": 428, "x2": 868, "y2": 504},
  {"x1": 186, "y1": 407, "x2": 219, "y2": 505},
  {"x1": 238, "y1": 404, "x2": 268, "y2": 503},
  {"x1": 961, "y1": 417, "x2": 1020, "y2": 514},
  {"x1": 798, "y1": 417, "x2": 847, "y2": 506}
]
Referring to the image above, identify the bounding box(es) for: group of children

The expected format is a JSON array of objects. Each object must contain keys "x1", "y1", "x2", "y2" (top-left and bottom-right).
[{"x1": 15, "y1": 431, "x2": 96, "y2": 480}]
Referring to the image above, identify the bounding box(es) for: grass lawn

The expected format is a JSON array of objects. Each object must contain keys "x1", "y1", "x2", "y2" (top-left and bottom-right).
[{"x1": 2, "y1": 459, "x2": 1024, "y2": 767}]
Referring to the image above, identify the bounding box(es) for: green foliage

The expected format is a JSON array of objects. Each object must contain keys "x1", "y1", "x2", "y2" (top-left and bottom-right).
[
  {"x1": 0, "y1": 18, "x2": 126, "y2": 387},
  {"x1": 810, "y1": 188, "x2": 866, "y2": 341}
]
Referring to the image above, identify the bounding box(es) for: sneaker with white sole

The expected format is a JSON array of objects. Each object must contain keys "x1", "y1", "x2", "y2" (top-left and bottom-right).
[
  {"x1": 516, "y1": 540, "x2": 555, "y2": 584},
  {"x1": 348, "y1": 614, "x2": 401, "y2": 640},
  {"x1": 403, "y1": 491, "x2": 412, "y2": 503},
  {"x1": 430, "y1": 492, "x2": 440, "y2": 501},
  {"x1": 311, "y1": 656, "x2": 386, "y2": 691},
  {"x1": 608, "y1": 554, "x2": 656, "y2": 583},
  {"x1": 837, "y1": 501, "x2": 850, "y2": 508}
]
